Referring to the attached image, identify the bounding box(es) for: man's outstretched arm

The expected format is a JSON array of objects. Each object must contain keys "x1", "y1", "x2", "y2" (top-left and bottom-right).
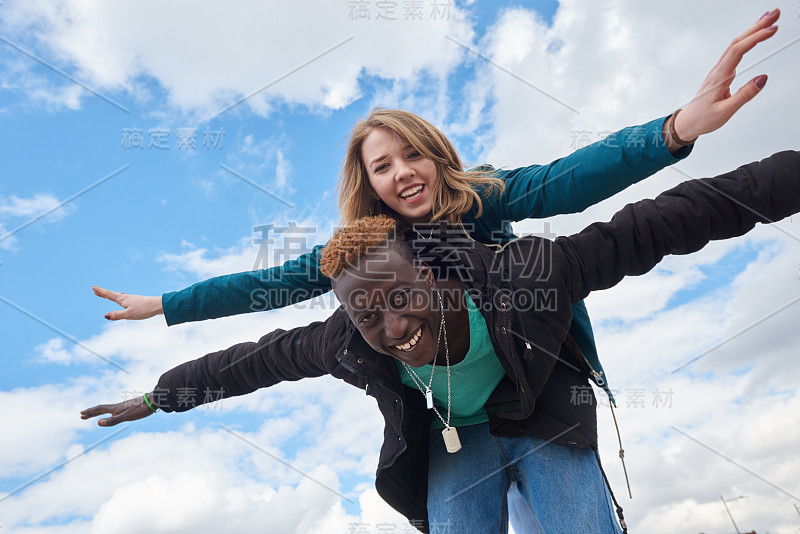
[
  {"x1": 81, "y1": 318, "x2": 333, "y2": 425},
  {"x1": 557, "y1": 151, "x2": 800, "y2": 302}
]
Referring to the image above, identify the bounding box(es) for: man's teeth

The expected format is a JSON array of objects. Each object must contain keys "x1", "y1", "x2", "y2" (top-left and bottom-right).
[
  {"x1": 400, "y1": 185, "x2": 423, "y2": 199},
  {"x1": 395, "y1": 327, "x2": 422, "y2": 352}
]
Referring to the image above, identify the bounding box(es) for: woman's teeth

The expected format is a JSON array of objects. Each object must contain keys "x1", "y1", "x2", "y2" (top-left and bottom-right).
[
  {"x1": 395, "y1": 326, "x2": 422, "y2": 352},
  {"x1": 400, "y1": 185, "x2": 423, "y2": 200}
]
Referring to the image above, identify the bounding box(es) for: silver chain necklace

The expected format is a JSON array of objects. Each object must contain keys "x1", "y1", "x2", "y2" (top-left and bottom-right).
[
  {"x1": 402, "y1": 289, "x2": 462, "y2": 453},
  {"x1": 412, "y1": 225, "x2": 433, "y2": 240}
]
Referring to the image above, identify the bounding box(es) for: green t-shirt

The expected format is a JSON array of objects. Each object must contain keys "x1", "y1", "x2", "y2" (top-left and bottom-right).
[{"x1": 398, "y1": 291, "x2": 506, "y2": 429}]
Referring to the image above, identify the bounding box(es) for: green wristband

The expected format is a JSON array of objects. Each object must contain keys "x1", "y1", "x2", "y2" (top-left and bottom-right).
[{"x1": 143, "y1": 392, "x2": 158, "y2": 413}]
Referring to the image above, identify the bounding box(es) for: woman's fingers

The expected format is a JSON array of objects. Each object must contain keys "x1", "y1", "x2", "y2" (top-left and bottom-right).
[
  {"x1": 718, "y1": 24, "x2": 779, "y2": 76},
  {"x1": 678, "y1": 10, "x2": 780, "y2": 140},
  {"x1": 92, "y1": 285, "x2": 123, "y2": 305},
  {"x1": 733, "y1": 8, "x2": 781, "y2": 44},
  {"x1": 93, "y1": 285, "x2": 130, "y2": 321},
  {"x1": 717, "y1": 74, "x2": 768, "y2": 117},
  {"x1": 92, "y1": 286, "x2": 163, "y2": 321},
  {"x1": 105, "y1": 309, "x2": 130, "y2": 321},
  {"x1": 712, "y1": 10, "x2": 779, "y2": 86}
]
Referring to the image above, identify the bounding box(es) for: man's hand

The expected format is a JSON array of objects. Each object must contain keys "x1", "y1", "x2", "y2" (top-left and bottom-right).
[
  {"x1": 81, "y1": 394, "x2": 157, "y2": 427},
  {"x1": 93, "y1": 285, "x2": 163, "y2": 321}
]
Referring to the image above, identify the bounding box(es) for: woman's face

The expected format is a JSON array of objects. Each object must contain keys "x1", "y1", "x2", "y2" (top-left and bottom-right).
[{"x1": 361, "y1": 128, "x2": 439, "y2": 225}]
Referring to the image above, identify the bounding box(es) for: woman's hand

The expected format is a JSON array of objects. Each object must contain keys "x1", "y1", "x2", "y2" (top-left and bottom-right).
[
  {"x1": 674, "y1": 9, "x2": 781, "y2": 143},
  {"x1": 93, "y1": 285, "x2": 163, "y2": 321},
  {"x1": 81, "y1": 394, "x2": 157, "y2": 427}
]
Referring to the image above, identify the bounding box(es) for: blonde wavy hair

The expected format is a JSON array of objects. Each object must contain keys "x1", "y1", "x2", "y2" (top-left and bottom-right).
[{"x1": 338, "y1": 108, "x2": 505, "y2": 226}]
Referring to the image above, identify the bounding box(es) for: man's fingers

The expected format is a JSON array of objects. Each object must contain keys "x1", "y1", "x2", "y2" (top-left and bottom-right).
[
  {"x1": 82, "y1": 398, "x2": 151, "y2": 426},
  {"x1": 80, "y1": 404, "x2": 113, "y2": 419},
  {"x1": 99, "y1": 415, "x2": 123, "y2": 427}
]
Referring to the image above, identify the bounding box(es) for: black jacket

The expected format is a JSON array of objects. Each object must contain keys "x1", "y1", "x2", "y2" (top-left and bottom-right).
[{"x1": 153, "y1": 151, "x2": 800, "y2": 532}]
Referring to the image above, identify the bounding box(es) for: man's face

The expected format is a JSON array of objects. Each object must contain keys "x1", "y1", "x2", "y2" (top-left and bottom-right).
[{"x1": 333, "y1": 247, "x2": 440, "y2": 367}]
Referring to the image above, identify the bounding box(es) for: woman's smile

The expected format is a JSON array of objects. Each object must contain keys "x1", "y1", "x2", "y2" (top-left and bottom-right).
[{"x1": 399, "y1": 184, "x2": 426, "y2": 203}]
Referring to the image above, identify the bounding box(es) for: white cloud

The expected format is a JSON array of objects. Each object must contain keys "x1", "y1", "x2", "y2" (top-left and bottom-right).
[
  {"x1": 33, "y1": 338, "x2": 73, "y2": 365},
  {"x1": 0, "y1": 0, "x2": 475, "y2": 116},
  {"x1": 0, "y1": 194, "x2": 67, "y2": 219},
  {"x1": 156, "y1": 213, "x2": 335, "y2": 281},
  {"x1": 221, "y1": 134, "x2": 297, "y2": 199},
  {"x1": 1, "y1": 424, "x2": 368, "y2": 533},
  {"x1": 0, "y1": 384, "x2": 91, "y2": 478},
  {"x1": 157, "y1": 240, "x2": 255, "y2": 281},
  {"x1": 0, "y1": 193, "x2": 72, "y2": 250},
  {"x1": 0, "y1": 222, "x2": 18, "y2": 250},
  {"x1": 275, "y1": 150, "x2": 292, "y2": 191}
]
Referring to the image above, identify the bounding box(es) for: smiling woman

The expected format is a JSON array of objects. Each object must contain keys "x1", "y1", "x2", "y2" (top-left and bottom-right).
[{"x1": 343, "y1": 108, "x2": 505, "y2": 227}]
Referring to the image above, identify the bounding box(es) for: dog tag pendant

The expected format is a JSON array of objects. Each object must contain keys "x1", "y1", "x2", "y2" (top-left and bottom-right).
[
  {"x1": 442, "y1": 426, "x2": 461, "y2": 453},
  {"x1": 425, "y1": 388, "x2": 433, "y2": 409}
]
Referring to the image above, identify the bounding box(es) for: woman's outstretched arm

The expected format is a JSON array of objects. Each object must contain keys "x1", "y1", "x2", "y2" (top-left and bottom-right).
[
  {"x1": 95, "y1": 244, "x2": 331, "y2": 325},
  {"x1": 491, "y1": 10, "x2": 780, "y2": 226}
]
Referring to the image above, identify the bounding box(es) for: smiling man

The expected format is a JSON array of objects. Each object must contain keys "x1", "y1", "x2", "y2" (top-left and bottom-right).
[{"x1": 82, "y1": 151, "x2": 800, "y2": 533}]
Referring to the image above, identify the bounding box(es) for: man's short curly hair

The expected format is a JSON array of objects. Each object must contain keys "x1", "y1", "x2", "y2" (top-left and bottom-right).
[{"x1": 320, "y1": 215, "x2": 412, "y2": 279}]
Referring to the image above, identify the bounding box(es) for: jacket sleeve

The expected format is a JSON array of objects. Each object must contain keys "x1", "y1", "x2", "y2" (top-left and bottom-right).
[
  {"x1": 487, "y1": 115, "x2": 692, "y2": 226},
  {"x1": 152, "y1": 318, "x2": 332, "y2": 412},
  {"x1": 556, "y1": 151, "x2": 800, "y2": 302},
  {"x1": 162, "y1": 244, "x2": 332, "y2": 326}
]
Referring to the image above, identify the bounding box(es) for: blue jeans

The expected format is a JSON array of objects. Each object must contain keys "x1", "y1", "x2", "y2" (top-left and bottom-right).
[{"x1": 427, "y1": 423, "x2": 623, "y2": 533}]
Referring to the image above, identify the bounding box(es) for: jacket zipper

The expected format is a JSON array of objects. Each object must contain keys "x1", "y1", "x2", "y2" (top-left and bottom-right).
[
  {"x1": 580, "y1": 353, "x2": 606, "y2": 388},
  {"x1": 487, "y1": 284, "x2": 496, "y2": 337},
  {"x1": 489, "y1": 283, "x2": 528, "y2": 399},
  {"x1": 370, "y1": 378, "x2": 408, "y2": 473},
  {"x1": 336, "y1": 350, "x2": 408, "y2": 472}
]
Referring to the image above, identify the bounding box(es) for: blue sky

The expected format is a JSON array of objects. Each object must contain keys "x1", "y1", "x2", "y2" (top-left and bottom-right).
[
  {"x1": 0, "y1": 0, "x2": 562, "y2": 390},
  {"x1": 2, "y1": 1, "x2": 800, "y2": 532}
]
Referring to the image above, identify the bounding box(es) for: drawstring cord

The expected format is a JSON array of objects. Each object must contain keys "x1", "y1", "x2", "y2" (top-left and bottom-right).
[
  {"x1": 562, "y1": 334, "x2": 632, "y2": 499},
  {"x1": 594, "y1": 448, "x2": 629, "y2": 533},
  {"x1": 609, "y1": 401, "x2": 632, "y2": 499}
]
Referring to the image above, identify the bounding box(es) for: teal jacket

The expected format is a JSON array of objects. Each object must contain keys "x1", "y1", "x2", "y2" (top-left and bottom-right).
[{"x1": 162, "y1": 115, "x2": 693, "y2": 396}]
